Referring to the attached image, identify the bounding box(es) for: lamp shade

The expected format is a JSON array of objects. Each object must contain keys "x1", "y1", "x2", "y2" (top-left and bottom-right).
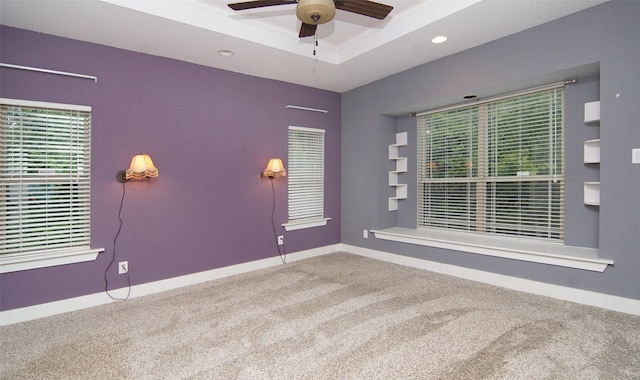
[
  {"x1": 125, "y1": 154, "x2": 158, "y2": 180},
  {"x1": 262, "y1": 158, "x2": 286, "y2": 178}
]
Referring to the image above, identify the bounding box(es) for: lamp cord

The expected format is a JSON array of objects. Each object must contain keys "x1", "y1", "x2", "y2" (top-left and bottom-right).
[
  {"x1": 104, "y1": 181, "x2": 131, "y2": 300},
  {"x1": 271, "y1": 178, "x2": 287, "y2": 264}
]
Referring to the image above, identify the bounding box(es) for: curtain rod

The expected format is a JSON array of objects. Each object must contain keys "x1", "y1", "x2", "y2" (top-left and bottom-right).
[
  {"x1": 0, "y1": 63, "x2": 98, "y2": 82},
  {"x1": 286, "y1": 105, "x2": 328, "y2": 114},
  {"x1": 412, "y1": 79, "x2": 576, "y2": 117}
]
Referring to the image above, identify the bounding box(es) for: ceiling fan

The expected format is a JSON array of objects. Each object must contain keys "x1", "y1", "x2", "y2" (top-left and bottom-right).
[{"x1": 227, "y1": 0, "x2": 394, "y2": 38}]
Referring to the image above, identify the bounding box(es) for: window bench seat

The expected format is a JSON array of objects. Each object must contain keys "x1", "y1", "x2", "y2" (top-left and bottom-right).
[{"x1": 370, "y1": 227, "x2": 613, "y2": 272}]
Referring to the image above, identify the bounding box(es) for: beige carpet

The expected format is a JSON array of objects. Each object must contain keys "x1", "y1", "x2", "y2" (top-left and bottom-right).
[{"x1": 1, "y1": 252, "x2": 639, "y2": 379}]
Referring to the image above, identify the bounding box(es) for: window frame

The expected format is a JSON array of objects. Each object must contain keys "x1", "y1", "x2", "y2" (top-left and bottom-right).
[
  {"x1": 0, "y1": 98, "x2": 103, "y2": 273},
  {"x1": 417, "y1": 85, "x2": 565, "y2": 242},
  {"x1": 283, "y1": 125, "x2": 330, "y2": 231},
  {"x1": 371, "y1": 82, "x2": 613, "y2": 272}
]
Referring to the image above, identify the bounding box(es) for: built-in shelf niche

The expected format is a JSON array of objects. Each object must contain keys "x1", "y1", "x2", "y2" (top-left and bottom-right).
[
  {"x1": 583, "y1": 100, "x2": 600, "y2": 206},
  {"x1": 584, "y1": 182, "x2": 600, "y2": 206},
  {"x1": 584, "y1": 101, "x2": 600, "y2": 124},
  {"x1": 389, "y1": 132, "x2": 407, "y2": 211},
  {"x1": 584, "y1": 139, "x2": 600, "y2": 164}
]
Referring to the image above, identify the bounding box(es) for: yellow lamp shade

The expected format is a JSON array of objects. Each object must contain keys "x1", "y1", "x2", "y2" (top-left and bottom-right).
[
  {"x1": 125, "y1": 154, "x2": 158, "y2": 180},
  {"x1": 262, "y1": 158, "x2": 286, "y2": 178}
]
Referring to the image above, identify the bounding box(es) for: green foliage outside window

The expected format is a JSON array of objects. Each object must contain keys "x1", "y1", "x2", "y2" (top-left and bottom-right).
[{"x1": 418, "y1": 88, "x2": 564, "y2": 240}]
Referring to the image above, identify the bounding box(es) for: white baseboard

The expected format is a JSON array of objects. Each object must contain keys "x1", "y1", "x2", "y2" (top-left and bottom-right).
[
  {"x1": 2, "y1": 243, "x2": 638, "y2": 325},
  {"x1": 341, "y1": 244, "x2": 640, "y2": 316},
  {"x1": 0, "y1": 244, "x2": 338, "y2": 326}
]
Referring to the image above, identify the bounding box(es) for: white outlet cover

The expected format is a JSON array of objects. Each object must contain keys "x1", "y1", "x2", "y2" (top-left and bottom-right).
[
  {"x1": 118, "y1": 261, "x2": 128, "y2": 274},
  {"x1": 632, "y1": 148, "x2": 640, "y2": 164}
]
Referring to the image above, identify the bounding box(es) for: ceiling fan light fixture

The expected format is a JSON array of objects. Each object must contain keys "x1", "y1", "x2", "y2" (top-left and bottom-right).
[{"x1": 296, "y1": 0, "x2": 336, "y2": 25}]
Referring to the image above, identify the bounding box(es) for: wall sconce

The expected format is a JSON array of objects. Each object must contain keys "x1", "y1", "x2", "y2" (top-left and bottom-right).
[
  {"x1": 261, "y1": 157, "x2": 287, "y2": 264},
  {"x1": 261, "y1": 158, "x2": 286, "y2": 178},
  {"x1": 116, "y1": 154, "x2": 159, "y2": 182},
  {"x1": 107, "y1": 153, "x2": 158, "y2": 300}
]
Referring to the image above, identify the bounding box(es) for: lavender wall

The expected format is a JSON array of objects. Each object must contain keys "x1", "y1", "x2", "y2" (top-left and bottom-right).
[{"x1": 0, "y1": 26, "x2": 341, "y2": 311}]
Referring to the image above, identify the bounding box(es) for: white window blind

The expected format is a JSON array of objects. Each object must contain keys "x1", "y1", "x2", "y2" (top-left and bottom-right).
[
  {"x1": 1, "y1": 99, "x2": 92, "y2": 256},
  {"x1": 418, "y1": 87, "x2": 564, "y2": 240},
  {"x1": 287, "y1": 126, "x2": 325, "y2": 223}
]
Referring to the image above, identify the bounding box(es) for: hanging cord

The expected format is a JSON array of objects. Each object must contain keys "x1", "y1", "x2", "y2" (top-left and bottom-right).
[
  {"x1": 104, "y1": 181, "x2": 131, "y2": 300},
  {"x1": 271, "y1": 178, "x2": 287, "y2": 264},
  {"x1": 313, "y1": 34, "x2": 318, "y2": 56}
]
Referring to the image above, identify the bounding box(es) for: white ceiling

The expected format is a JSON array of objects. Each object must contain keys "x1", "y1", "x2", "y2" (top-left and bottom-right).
[{"x1": 0, "y1": 0, "x2": 608, "y2": 93}]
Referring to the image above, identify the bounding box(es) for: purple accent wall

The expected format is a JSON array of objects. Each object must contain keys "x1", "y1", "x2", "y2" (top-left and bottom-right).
[{"x1": 0, "y1": 26, "x2": 341, "y2": 311}]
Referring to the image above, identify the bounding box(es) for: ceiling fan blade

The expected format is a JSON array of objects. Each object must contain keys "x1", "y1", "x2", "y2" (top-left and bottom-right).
[
  {"x1": 228, "y1": 0, "x2": 296, "y2": 11},
  {"x1": 334, "y1": 0, "x2": 393, "y2": 20},
  {"x1": 299, "y1": 23, "x2": 317, "y2": 38}
]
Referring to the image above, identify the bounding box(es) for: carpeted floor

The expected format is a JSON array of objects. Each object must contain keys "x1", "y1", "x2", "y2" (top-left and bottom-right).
[{"x1": 1, "y1": 252, "x2": 640, "y2": 379}]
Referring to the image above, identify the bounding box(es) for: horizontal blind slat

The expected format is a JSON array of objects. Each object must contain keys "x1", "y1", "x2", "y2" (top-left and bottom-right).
[
  {"x1": 417, "y1": 87, "x2": 564, "y2": 240},
  {"x1": 1, "y1": 101, "x2": 92, "y2": 255},
  {"x1": 287, "y1": 127, "x2": 325, "y2": 222}
]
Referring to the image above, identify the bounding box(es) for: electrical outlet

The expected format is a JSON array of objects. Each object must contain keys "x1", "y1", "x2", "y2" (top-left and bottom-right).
[
  {"x1": 277, "y1": 236, "x2": 284, "y2": 245},
  {"x1": 118, "y1": 261, "x2": 128, "y2": 274},
  {"x1": 363, "y1": 229, "x2": 369, "y2": 239}
]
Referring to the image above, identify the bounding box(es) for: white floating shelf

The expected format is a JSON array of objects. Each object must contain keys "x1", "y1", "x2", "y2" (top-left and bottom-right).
[
  {"x1": 389, "y1": 198, "x2": 399, "y2": 211},
  {"x1": 389, "y1": 145, "x2": 399, "y2": 159},
  {"x1": 388, "y1": 132, "x2": 408, "y2": 211},
  {"x1": 389, "y1": 171, "x2": 399, "y2": 185},
  {"x1": 584, "y1": 139, "x2": 600, "y2": 164},
  {"x1": 388, "y1": 185, "x2": 408, "y2": 211},
  {"x1": 584, "y1": 182, "x2": 600, "y2": 206},
  {"x1": 394, "y1": 184, "x2": 407, "y2": 199},
  {"x1": 584, "y1": 101, "x2": 600, "y2": 124}
]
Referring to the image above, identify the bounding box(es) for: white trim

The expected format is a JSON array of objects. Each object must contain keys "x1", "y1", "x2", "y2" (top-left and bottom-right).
[
  {"x1": 283, "y1": 217, "x2": 331, "y2": 231},
  {"x1": 0, "y1": 247, "x2": 104, "y2": 274},
  {"x1": 3, "y1": 243, "x2": 638, "y2": 326},
  {"x1": 0, "y1": 97, "x2": 92, "y2": 112},
  {"x1": 370, "y1": 227, "x2": 613, "y2": 272},
  {"x1": 288, "y1": 125, "x2": 326, "y2": 133},
  {"x1": 0, "y1": 244, "x2": 339, "y2": 326},
  {"x1": 341, "y1": 244, "x2": 640, "y2": 316}
]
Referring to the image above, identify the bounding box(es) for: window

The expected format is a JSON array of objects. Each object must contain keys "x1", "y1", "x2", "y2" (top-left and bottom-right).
[
  {"x1": 417, "y1": 86, "x2": 564, "y2": 240},
  {"x1": 284, "y1": 126, "x2": 330, "y2": 231},
  {"x1": 0, "y1": 98, "x2": 102, "y2": 273}
]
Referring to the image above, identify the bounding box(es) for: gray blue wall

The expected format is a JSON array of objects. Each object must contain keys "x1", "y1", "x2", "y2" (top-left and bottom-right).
[
  {"x1": 0, "y1": 26, "x2": 341, "y2": 311},
  {"x1": 342, "y1": 1, "x2": 640, "y2": 300}
]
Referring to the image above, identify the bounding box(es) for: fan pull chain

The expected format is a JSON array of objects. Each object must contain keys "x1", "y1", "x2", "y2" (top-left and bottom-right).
[{"x1": 313, "y1": 34, "x2": 318, "y2": 56}]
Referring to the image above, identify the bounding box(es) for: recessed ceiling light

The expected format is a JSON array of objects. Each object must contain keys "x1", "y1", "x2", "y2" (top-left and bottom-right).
[
  {"x1": 431, "y1": 36, "x2": 448, "y2": 44},
  {"x1": 218, "y1": 50, "x2": 234, "y2": 57}
]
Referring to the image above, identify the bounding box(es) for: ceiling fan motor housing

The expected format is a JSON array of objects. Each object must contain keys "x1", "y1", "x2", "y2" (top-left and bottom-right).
[{"x1": 296, "y1": 0, "x2": 336, "y2": 24}]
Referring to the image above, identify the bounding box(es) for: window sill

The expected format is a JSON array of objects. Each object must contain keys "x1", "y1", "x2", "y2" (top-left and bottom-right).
[
  {"x1": 283, "y1": 218, "x2": 331, "y2": 231},
  {"x1": 370, "y1": 227, "x2": 613, "y2": 272},
  {"x1": 0, "y1": 246, "x2": 104, "y2": 273}
]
